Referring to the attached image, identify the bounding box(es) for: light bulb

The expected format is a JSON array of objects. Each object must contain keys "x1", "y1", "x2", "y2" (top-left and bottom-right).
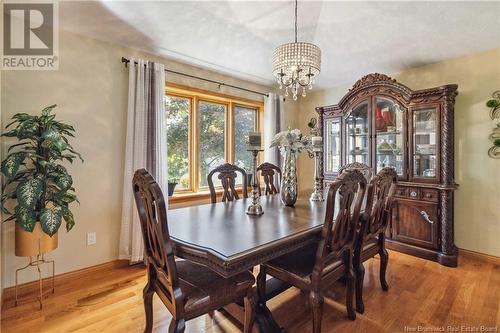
[
  {"x1": 302, "y1": 87, "x2": 306, "y2": 97},
  {"x1": 293, "y1": 93, "x2": 298, "y2": 101},
  {"x1": 285, "y1": 87, "x2": 289, "y2": 97}
]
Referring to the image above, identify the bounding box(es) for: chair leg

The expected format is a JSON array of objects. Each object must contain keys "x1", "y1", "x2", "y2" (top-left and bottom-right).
[
  {"x1": 257, "y1": 265, "x2": 267, "y2": 305},
  {"x1": 309, "y1": 290, "x2": 324, "y2": 333},
  {"x1": 379, "y1": 246, "x2": 389, "y2": 291},
  {"x1": 354, "y1": 260, "x2": 365, "y2": 314},
  {"x1": 243, "y1": 288, "x2": 256, "y2": 333},
  {"x1": 168, "y1": 319, "x2": 186, "y2": 333},
  {"x1": 346, "y1": 267, "x2": 356, "y2": 321},
  {"x1": 143, "y1": 286, "x2": 154, "y2": 333}
]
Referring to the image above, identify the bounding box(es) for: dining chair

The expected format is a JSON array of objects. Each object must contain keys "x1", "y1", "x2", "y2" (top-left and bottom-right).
[
  {"x1": 207, "y1": 163, "x2": 248, "y2": 203},
  {"x1": 133, "y1": 169, "x2": 255, "y2": 333},
  {"x1": 353, "y1": 167, "x2": 397, "y2": 314},
  {"x1": 256, "y1": 162, "x2": 281, "y2": 195},
  {"x1": 338, "y1": 162, "x2": 373, "y2": 182},
  {"x1": 257, "y1": 169, "x2": 367, "y2": 333}
]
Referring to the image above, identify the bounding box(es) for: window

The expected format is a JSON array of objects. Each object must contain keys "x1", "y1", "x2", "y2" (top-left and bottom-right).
[
  {"x1": 199, "y1": 101, "x2": 226, "y2": 187},
  {"x1": 166, "y1": 95, "x2": 191, "y2": 189},
  {"x1": 165, "y1": 85, "x2": 262, "y2": 196}
]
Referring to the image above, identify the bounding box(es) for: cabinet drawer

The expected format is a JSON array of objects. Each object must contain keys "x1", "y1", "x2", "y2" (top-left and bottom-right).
[
  {"x1": 395, "y1": 186, "x2": 420, "y2": 199},
  {"x1": 395, "y1": 187, "x2": 408, "y2": 198},
  {"x1": 421, "y1": 189, "x2": 439, "y2": 202}
]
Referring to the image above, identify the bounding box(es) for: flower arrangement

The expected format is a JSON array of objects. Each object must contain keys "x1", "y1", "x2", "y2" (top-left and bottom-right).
[{"x1": 270, "y1": 128, "x2": 312, "y2": 154}]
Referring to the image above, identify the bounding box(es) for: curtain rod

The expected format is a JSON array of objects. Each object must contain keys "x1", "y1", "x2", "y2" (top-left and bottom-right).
[{"x1": 121, "y1": 57, "x2": 269, "y2": 98}]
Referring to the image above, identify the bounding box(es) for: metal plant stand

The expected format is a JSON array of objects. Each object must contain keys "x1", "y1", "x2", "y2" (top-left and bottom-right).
[{"x1": 15, "y1": 252, "x2": 55, "y2": 310}]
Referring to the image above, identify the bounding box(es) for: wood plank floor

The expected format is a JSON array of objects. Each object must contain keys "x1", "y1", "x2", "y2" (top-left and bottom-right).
[{"x1": 2, "y1": 251, "x2": 499, "y2": 333}]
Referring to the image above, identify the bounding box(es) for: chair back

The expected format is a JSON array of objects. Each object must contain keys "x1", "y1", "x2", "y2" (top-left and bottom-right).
[
  {"x1": 359, "y1": 167, "x2": 397, "y2": 244},
  {"x1": 338, "y1": 162, "x2": 373, "y2": 182},
  {"x1": 257, "y1": 162, "x2": 281, "y2": 195},
  {"x1": 207, "y1": 163, "x2": 248, "y2": 203},
  {"x1": 313, "y1": 169, "x2": 367, "y2": 280},
  {"x1": 132, "y1": 169, "x2": 183, "y2": 313}
]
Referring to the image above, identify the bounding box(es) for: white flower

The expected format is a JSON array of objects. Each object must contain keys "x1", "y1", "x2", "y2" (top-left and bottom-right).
[{"x1": 270, "y1": 128, "x2": 313, "y2": 155}]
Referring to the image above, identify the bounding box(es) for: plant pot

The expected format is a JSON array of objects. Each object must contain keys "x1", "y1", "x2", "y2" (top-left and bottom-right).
[
  {"x1": 167, "y1": 182, "x2": 177, "y2": 197},
  {"x1": 15, "y1": 223, "x2": 58, "y2": 257}
]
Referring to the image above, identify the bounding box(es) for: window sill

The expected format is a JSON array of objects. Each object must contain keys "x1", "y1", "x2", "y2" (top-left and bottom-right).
[{"x1": 168, "y1": 187, "x2": 252, "y2": 209}]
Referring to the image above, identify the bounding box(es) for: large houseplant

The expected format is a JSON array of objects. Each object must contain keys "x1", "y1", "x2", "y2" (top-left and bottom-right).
[{"x1": 1, "y1": 105, "x2": 83, "y2": 256}]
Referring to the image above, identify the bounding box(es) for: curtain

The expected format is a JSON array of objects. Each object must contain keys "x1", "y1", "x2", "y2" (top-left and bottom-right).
[
  {"x1": 264, "y1": 93, "x2": 284, "y2": 167},
  {"x1": 119, "y1": 58, "x2": 167, "y2": 263}
]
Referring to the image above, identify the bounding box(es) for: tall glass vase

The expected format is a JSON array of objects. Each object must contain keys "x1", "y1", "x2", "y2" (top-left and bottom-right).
[{"x1": 280, "y1": 148, "x2": 298, "y2": 206}]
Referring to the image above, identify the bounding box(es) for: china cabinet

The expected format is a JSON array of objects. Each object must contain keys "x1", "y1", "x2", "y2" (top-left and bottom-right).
[{"x1": 316, "y1": 73, "x2": 459, "y2": 267}]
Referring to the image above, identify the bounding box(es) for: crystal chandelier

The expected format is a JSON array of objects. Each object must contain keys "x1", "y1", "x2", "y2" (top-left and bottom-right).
[{"x1": 272, "y1": 0, "x2": 321, "y2": 100}]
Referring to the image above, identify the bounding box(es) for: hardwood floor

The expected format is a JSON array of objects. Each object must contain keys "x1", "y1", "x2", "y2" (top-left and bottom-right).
[{"x1": 2, "y1": 251, "x2": 499, "y2": 333}]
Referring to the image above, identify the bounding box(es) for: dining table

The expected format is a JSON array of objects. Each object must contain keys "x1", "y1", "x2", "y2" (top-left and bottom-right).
[{"x1": 168, "y1": 195, "x2": 329, "y2": 333}]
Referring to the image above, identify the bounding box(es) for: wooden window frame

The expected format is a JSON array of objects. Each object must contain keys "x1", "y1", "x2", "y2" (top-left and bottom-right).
[{"x1": 165, "y1": 83, "x2": 263, "y2": 202}]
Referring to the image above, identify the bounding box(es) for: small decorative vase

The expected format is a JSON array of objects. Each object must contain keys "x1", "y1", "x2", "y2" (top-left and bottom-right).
[
  {"x1": 382, "y1": 108, "x2": 394, "y2": 127},
  {"x1": 280, "y1": 148, "x2": 298, "y2": 206},
  {"x1": 375, "y1": 106, "x2": 386, "y2": 131}
]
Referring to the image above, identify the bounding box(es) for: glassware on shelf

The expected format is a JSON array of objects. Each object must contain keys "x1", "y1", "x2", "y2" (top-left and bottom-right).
[
  {"x1": 346, "y1": 101, "x2": 369, "y2": 165},
  {"x1": 413, "y1": 108, "x2": 437, "y2": 178},
  {"x1": 375, "y1": 97, "x2": 405, "y2": 175},
  {"x1": 325, "y1": 119, "x2": 341, "y2": 172}
]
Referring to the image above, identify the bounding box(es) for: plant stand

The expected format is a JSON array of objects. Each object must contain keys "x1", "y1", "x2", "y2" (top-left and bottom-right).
[{"x1": 15, "y1": 253, "x2": 55, "y2": 310}]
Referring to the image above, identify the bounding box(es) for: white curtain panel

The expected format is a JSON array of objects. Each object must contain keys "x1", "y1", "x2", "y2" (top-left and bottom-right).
[
  {"x1": 119, "y1": 58, "x2": 167, "y2": 263},
  {"x1": 264, "y1": 93, "x2": 284, "y2": 166}
]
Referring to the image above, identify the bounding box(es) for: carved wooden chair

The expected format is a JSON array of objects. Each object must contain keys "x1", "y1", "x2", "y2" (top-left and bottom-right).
[
  {"x1": 353, "y1": 167, "x2": 397, "y2": 314},
  {"x1": 207, "y1": 163, "x2": 248, "y2": 204},
  {"x1": 338, "y1": 162, "x2": 373, "y2": 182},
  {"x1": 257, "y1": 169, "x2": 367, "y2": 333},
  {"x1": 256, "y1": 162, "x2": 281, "y2": 195},
  {"x1": 133, "y1": 169, "x2": 255, "y2": 333}
]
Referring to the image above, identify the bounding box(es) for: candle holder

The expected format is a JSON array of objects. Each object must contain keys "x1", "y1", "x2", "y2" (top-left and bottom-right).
[
  {"x1": 310, "y1": 145, "x2": 324, "y2": 202},
  {"x1": 246, "y1": 149, "x2": 264, "y2": 215}
]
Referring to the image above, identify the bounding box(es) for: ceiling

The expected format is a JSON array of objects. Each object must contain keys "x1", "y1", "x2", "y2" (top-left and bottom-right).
[{"x1": 60, "y1": 1, "x2": 500, "y2": 89}]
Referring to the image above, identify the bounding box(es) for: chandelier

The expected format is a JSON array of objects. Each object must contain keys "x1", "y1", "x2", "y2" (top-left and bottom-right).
[{"x1": 272, "y1": 0, "x2": 321, "y2": 100}]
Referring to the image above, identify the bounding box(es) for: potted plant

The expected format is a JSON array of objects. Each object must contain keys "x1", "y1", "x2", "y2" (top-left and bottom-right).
[
  {"x1": 167, "y1": 179, "x2": 178, "y2": 197},
  {"x1": 1, "y1": 105, "x2": 83, "y2": 257}
]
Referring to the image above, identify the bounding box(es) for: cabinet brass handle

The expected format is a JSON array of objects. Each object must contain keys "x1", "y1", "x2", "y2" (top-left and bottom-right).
[
  {"x1": 419, "y1": 210, "x2": 434, "y2": 224},
  {"x1": 410, "y1": 191, "x2": 418, "y2": 197}
]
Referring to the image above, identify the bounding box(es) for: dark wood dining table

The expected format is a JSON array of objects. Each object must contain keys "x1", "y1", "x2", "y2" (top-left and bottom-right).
[{"x1": 168, "y1": 195, "x2": 328, "y2": 332}]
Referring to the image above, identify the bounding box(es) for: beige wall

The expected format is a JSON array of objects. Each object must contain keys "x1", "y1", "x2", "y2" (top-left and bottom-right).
[
  {"x1": 0, "y1": 30, "x2": 294, "y2": 288},
  {"x1": 295, "y1": 48, "x2": 500, "y2": 257}
]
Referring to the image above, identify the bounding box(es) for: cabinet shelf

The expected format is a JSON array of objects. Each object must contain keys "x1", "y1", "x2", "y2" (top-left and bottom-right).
[
  {"x1": 376, "y1": 130, "x2": 401, "y2": 136},
  {"x1": 377, "y1": 152, "x2": 402, "y2": 156}
]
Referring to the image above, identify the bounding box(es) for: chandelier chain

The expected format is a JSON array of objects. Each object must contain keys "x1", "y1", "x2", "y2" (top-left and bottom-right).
[{"x1": 295, "y1": 0, "x2": 298, "y2": 43}]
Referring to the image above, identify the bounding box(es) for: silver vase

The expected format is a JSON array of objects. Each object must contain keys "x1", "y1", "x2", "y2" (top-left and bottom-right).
[{"x1": 280, "y1": 148, "x2": 298, "y2": 206}]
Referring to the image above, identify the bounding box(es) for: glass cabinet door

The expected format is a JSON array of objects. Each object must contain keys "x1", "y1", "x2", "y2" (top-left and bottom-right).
[
  {"x1": 324, "y1": 118, "x2": 341, "y2": 173},
  {"x1": 413, "y1": 108, "x2": 438, "y2": 179},
  {"x1": 374, "y1": 97, "x2": 405, "y2": 176},
  {"x1": 346, "y1": 101, "x2": 369, "y2": 165}
]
